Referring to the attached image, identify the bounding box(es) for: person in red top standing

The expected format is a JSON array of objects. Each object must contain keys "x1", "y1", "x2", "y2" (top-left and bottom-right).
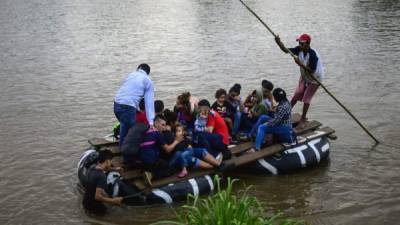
[{"x1": 193, "y1": 99, "x2": 232, "y2": 160}]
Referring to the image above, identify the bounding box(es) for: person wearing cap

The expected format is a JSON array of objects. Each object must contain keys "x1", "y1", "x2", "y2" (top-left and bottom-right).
[
  {"x1": 249, "y1": 88, "x2": 295, "y2": 152},
  {"x1": 114, "y1": 63, "x2": 155, "y2": 149},
  {"x1": 275, "y1": 34, "x2": 324, "y2": 127}
]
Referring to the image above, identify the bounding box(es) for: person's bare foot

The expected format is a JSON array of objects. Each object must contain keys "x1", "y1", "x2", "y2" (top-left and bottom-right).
[{"x1": 177, "y1": 168, "x2": 188, "y2": 178}]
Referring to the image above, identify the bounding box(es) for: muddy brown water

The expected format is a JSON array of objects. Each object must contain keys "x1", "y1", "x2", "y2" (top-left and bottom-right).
[{"x1": 1, "y1": 0, "x2": 400, "y2": 224}]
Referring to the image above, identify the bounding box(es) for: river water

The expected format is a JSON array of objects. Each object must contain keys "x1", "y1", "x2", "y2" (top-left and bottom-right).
[{"x1": 1, "y1": 0, "x2": 399, "y2": 224}]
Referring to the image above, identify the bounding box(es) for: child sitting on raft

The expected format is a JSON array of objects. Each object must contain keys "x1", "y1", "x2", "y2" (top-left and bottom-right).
[{"x1": 169, "y1": 124, "x2": 222, "y2": 178}]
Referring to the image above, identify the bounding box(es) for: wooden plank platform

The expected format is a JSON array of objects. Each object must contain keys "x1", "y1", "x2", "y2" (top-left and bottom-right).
[
  {"x1": 123, "y1": 169, "x2": 143, "y2": 180},
  {"x1": 88, "y1": 137, "x2": 118, "y2": 147},
  {"x1": 294, "y1": 120, "x2": 321, "y2": 134}
]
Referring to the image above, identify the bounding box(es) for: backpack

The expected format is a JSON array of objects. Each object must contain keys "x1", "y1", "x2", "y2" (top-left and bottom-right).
[{"x1": 121, "y1": 123, "x2": 149, "y2": 157}]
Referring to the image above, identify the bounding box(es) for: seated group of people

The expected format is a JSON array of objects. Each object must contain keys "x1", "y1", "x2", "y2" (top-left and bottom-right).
[{"x1": 119, "y1": 80, "x2": 296, "y2": 179}]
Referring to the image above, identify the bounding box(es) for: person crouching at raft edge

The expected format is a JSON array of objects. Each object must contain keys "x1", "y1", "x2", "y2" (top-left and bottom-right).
[
  {"x1": 275, "y1": 34, "x2": 324, "y2": 128},
  {"x1": 114, "y1": 63, "x2": 155, "y2": 149},
  {"x1": 168, "y1": 124, "x2": 223, "y2": 178},
  {"x1": 83, "y1": 150, "x2": 123, "y2": 215},
  {"x1": 193, "y1": 99, "x2": 232, "y2": 160},
  {"x1": 249, "y1": 88, "x2": 295, "y2": 152},
  {"x1": 138, "y1": 115, "x2": 184, "y2": 179}
]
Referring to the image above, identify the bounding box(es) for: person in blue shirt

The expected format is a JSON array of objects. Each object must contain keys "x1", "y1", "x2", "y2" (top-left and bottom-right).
[{"x1": 114, "y1": 64, "x2": 155, "y2": 149}]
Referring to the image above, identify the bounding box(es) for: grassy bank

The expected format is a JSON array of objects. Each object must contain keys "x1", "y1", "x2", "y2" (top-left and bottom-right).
[{"x1": 153, "y1": 176, "x2": 304, "y2": 225}]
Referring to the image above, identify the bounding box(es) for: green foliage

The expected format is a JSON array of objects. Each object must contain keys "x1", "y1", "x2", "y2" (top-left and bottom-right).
[{"x1": 153, "y1": 176, "x2": 304, "y2": 225}]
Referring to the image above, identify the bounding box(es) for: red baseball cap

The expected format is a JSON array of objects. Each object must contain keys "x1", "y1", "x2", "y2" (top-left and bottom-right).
[{"x1": 296, "y1": 33, "x2": 311, "y2": 42}]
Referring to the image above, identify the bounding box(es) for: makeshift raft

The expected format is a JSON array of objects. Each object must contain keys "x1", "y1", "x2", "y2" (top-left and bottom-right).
[{"x1": 78, "y1": 114, "x2": 336, "y2": 205}]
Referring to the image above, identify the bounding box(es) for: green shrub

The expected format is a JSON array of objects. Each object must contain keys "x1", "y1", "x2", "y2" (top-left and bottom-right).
[{"x1": 153, "y1": 176, "x2": 303, "y2": 225}]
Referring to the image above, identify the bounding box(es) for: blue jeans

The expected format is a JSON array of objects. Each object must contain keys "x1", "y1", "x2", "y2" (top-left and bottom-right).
[
  {"x1": 114, "y1": 102, "x2": 136, "y2": 148},
  {"x1": 249, "y1": 115, "x2": 272, "y2": 137},
  {"x1": 169, "y1": 148, "x2": 208, "y2": 169},
  {"x1": 193, "y1": 132, "x2": 227, "y2": 157},
  {"x1": 232, "y1": 111, "x2": 242, "y2": 135},
  {"x1": 254, "y1": 124, "x2": 294, "y2": 150}
]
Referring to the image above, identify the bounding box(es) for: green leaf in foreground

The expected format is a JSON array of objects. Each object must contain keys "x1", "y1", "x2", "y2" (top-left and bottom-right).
[{"x1": 153, "y1": 176, "x2": 304, "y2": 225}]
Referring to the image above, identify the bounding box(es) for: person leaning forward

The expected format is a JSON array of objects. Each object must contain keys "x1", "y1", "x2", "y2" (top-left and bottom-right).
[
  {"x1": 114, "y1": 64, "x2": 155, "y2": 148},
  {"x1": 275, "y1": 34, "x2": 324, "y2": 127},
  {"x1": 82, "y1": 150, "x2": 123, "y2": 215}
]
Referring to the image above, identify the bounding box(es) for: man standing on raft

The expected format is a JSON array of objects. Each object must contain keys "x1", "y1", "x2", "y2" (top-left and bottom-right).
[
  {"x1": 114, "y1": 63, "x2": 155, "y2": 148},
  {"x1": 275, "y1": 34, "x2": 324, "y2": 127}
]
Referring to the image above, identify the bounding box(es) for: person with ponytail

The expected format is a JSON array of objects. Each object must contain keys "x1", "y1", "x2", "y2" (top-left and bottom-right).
[{"x1": 249, "y1": 88, "x2": 295, "y2": 151}]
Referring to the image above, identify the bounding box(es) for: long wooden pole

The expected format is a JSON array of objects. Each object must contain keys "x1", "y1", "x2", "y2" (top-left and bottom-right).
[{"x1": 238, "y1": 0, "x2": 379, "y2": 144}]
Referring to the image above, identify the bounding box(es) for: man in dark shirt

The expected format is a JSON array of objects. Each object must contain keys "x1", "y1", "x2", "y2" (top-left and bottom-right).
[{"x1": 83, "y1": 150, "x2": 123, "y2": 215}]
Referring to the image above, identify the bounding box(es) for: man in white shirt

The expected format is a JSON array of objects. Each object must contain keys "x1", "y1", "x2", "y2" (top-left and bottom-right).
[
  {"x1": 114, "y1": 63, "x2": 155, "y2": 148},
  {"x1": 275, "y1": 34, "x2": 324, "y2": 127}
]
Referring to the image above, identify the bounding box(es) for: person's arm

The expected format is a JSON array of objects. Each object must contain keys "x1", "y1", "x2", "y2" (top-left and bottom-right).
[
  {"x1": 206, "y1": 114, "x2": 215, "y2": 133},
  {"x1": 162, "y1": 138, "x2": 183, "y2": 153},
  {"x1": 225, "y1": 101, "x2": 236, "y2": 117},
  {"x1": 95, "y1": 188, "x2": 123, "y2": 206},
  {"x1": 252, "y1": 104, "x2": 266, "y2": 118},
  {"x1": 161, "y1": 131, "x2": 184, "y2": 153},
  {"x1": 267, "y1": 105, "x2": 284, "y2": 126},
  {"x1": 275, "y1": 35, "x2": 290, "y2": 53},
  {"x1": 144, "y1": 78, "x2": 155, "y2": 126}
]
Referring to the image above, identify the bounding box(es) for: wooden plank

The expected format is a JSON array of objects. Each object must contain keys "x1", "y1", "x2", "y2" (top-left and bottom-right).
[
  {"x1": 294, "y1": 120, "x2": 321, "y2": 135},
  {"x1": 303, "y1": 127, "x2": 335, "y2": 141},
  {"x1": 88, "y1": 137, "x2": 118, "y2": 147},
  {"x1": 108, "y1": 146, "x2": 121, "y2": 155},
  {"x1": 111, "y1": 156, "x2": 123, "y2": 168},
  {"x1": 230, "y1": 142, "x2": 253, "y2": 155},
  {"x1": 98, "y1": 146, "x2": 121, "y2": 155},
  {"x1": 224, "y1": 144, "x2": 284, "y2": 167},
  {"x1": 123, "y1": 169, "x2": 143, "y2": 180}
]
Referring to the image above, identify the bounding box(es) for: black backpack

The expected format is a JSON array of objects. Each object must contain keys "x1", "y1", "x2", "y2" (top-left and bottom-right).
[{"x1": 121, "y1": 123, "x2": 149, "y2": 157}]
